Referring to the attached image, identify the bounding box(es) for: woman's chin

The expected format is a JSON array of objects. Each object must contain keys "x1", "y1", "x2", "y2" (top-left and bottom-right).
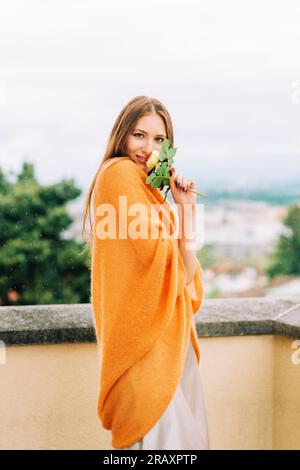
[{"x1": 137, "y1": 162, "x2": 148, "y2": 173}]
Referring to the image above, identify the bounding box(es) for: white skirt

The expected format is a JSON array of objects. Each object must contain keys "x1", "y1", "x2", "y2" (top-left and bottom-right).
[{"x1": 121, "y1": 336, "x2": 210, "y2": 450}]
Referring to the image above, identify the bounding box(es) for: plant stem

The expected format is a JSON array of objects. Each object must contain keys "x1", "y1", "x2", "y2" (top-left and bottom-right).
[
  {"x1": 186, "y1": 189, "x2": 207, "y2": 198},
  {"x1": 163, "y1": 186, "x2": 206, "y2": 202},
  {"x1": 173, "y1": 175, "x2": 206, "y2": 197}
]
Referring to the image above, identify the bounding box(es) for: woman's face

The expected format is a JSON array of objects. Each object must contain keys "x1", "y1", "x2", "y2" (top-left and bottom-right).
[{"x1": 125, "y1": 113, "x2": 167, "y2": 174}]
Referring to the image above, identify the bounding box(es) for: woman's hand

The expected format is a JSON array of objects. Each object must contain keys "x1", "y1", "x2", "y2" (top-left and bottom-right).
[{"x1": 169, "y1": 167, "x2": 197, "y2": 207}]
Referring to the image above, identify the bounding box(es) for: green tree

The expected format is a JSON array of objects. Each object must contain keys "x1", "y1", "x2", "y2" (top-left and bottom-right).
[
  {"x1": 0, "y1": 162, "x2": 90, "y2": 305},
  {"x1": 266, "y1": 203, "x2": 300, "y2": 278}
]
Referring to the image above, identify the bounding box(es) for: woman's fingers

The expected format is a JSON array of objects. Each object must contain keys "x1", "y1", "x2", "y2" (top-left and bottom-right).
[
  {"x1": 175, "y1": 175, "x2": 188, "y2": 191},
  {"x1": 170, "y1": 169, "x2": 196, "y2": 192},
  {"x1": 187, "y1": 179, "x2": 196, "y2": 190},
  {"x1": 174, "y1": 173, "x2": 183, "y2": 186}
]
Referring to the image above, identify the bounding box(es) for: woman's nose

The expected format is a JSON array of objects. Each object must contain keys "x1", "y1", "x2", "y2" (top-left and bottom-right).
[{"x1": 143, "y1": 141, "x2": 154, "y2": 155}]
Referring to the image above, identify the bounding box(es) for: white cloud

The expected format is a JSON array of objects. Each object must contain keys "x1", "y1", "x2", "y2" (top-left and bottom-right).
[{"x1": 0, "y1": 0, "x2": 299, "y2": 189}]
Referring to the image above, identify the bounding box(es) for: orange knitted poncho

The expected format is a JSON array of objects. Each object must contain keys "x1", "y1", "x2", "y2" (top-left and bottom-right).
[{"x1": 91, "y1": 156, "x2": 204, "y2": 449}]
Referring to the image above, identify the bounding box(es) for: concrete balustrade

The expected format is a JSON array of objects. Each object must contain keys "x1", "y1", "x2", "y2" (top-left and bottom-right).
[{"x1": 0, "y1": 297, "x2": 299, "y2": 450}]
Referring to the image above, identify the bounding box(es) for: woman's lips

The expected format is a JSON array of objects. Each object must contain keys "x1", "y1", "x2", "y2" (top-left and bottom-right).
[{"x1": 136, "y1": 155, "x2": 147, "y2": 163}]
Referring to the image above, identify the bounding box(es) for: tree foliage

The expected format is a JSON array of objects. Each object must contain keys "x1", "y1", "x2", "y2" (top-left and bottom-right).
[
  {"x1": 0, "y1": 162, "x2": 90, "y2": 305},
  {"x1": 266, "y1": 203, "x2": 300, "y2": 278}
]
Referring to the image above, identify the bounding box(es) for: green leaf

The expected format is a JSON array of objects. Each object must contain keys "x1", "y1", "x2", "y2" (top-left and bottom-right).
[
  {"x1": 162, "y1": 139, "x2": 170, "y2": 153},
  {"x1": 151, "y1": 176, "x2": 163, "y2": 188},
  {"x1": 162, "y1": 167, "x2": 170, "y2": 178},
  {"x1": 168, "y1": 147, "x2": 177, "y2": 158},
  {"x1": 155, "y1": 167, "x2": 161, "y2": 176},
  {"x1": 159, "y1": 152, "x2": 167, "y2": 162},
  {"x1": 146, "y1": 174, "x2": 155, "y2": 183}
]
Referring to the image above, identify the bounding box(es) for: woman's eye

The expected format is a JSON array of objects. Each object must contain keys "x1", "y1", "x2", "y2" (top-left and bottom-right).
[{"x1": 133, "y1": 133, "x2": 164, "y2": 142}]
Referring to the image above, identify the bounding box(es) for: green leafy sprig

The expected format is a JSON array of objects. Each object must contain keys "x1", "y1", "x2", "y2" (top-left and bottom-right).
[{"x1": 145, "y1": 138, "x2": 207, "y2": 203}]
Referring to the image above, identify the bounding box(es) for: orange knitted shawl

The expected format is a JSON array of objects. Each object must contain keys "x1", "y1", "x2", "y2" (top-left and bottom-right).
[{"x1": 91, "y1": 156, "x2": 204, "y2": 449}]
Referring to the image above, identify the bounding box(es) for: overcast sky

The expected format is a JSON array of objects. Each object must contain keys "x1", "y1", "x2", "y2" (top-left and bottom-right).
[{"x1": 0, "y1": 0, "x2": 300, "y2": 195}]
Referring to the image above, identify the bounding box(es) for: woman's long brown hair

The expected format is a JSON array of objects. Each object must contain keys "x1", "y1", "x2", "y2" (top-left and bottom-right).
[{"x1": 81, "y1": 95, "x2": 175, "y2": 256}]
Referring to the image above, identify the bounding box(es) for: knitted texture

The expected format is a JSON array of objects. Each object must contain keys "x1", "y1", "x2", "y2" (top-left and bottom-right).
[{"x1": 91, "y1": 156, "x2": 204, "y2": 449}]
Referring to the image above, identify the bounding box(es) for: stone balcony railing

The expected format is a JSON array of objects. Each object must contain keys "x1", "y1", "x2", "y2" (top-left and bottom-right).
[{"x1": 0, "y1": 297, "x2": 300, "y2": 450}]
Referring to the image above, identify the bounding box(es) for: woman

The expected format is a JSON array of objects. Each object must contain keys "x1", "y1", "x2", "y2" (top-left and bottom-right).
[{"x1": 82, "y1": 96, "x2": 210, "y2": 450}]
